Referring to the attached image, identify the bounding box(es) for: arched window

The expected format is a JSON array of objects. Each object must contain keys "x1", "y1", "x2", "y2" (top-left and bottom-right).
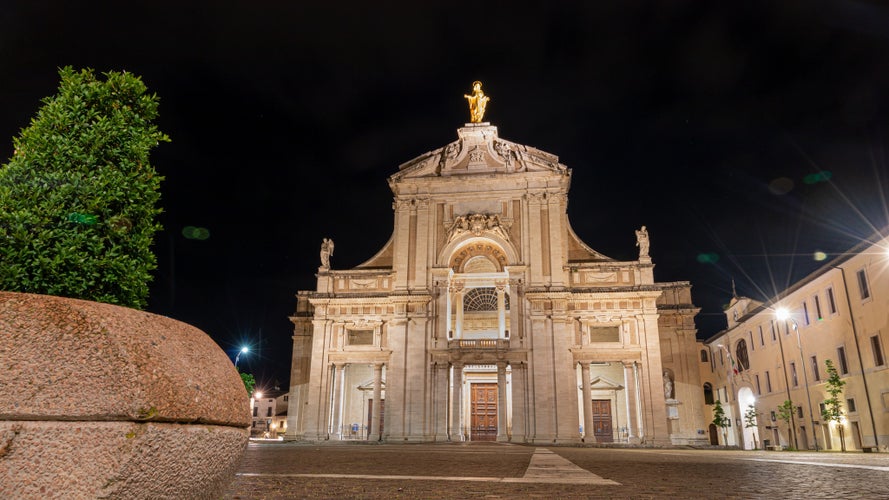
[
  {"x1": 703, "y1": 383, "x2": 714, "y2": 405},
  {"x1": 735, "y1": 339, "x2": 750, "y2": 371},
  {"x1": 463, "y1": 287, "x2": 509, "y2": 312},
  {"x1": 700, "y1": 349, "x2": 709, "y2": 362}
]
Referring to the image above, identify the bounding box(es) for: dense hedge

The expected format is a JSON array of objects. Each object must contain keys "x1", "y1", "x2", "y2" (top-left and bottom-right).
[{"x1": 0, "y1": 67, "x2": 169, "y2": 309}]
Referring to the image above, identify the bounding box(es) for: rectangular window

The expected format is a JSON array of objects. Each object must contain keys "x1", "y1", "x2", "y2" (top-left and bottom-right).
[
  {"x1": 267, "y1": 407, "x2": 273, "y2": 417},
  {"x1": 749, "y1": 331, "x2": 755, "y2": 351},
  {"x1": 837, "y1": 347, "x2": 849, "y2": 375},
  {"x1": 826, "y1": 287, "x2": 838, "y2": 314},
  {"x1": 770, "y1": 321, "x2": 777, "y2": 341},
  {"x1": 796, "y1": 406, "x2": 803, "y2": 418},
  {"x1": 589, "y1": 326, "x2": 620, "y2": 342},
  {"x1": 765, "y1": 371, "x2": 772, "y2": 392},
  {"x1": 871, "y1": 335, "x2": 885, "y2": 367},
  {"x1": 253, "y1": 407, "x2": 258, "y2": 417},
  {"x1": 755, "y1": 374, "x2": 762, "y2": 395},
  {"x1": 811, "y1": 355, "x2": 820, "y2": 381},
  {"x1": 802, "y1": 301, "x2": 810, "y2": 326},
  {"x1": 857, "y1": 269, "x2": 871, "y2": 300},
  {"x1": 759, "y1": 326, "x2": 765, "y2": 346},
  {"x1": 770, "y1": 410, "x2": 777, "y2": 422},
  {"x1": 819, "y1": 402, "x2": 826, "y2": 415},
  {"x1": 790, "y1": 362, "x2": 798, "y2": 387},
  {"x1": 847, "y1": 398, "x2": 857, "y2": 413},
  {"x1": 814, "y1": 295, "x2": 823, "y2": 320},
  {"x1": 348, "y1": 329, "x2": 374, "y2": 346},
  {"x1": 720, "y1": 349, "x2": 724, "y2": 366}
]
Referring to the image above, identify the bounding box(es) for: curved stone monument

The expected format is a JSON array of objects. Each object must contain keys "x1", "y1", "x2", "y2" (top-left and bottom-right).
[{"x1": 0, "y1": 292, "x2": 250, "y2": 499}]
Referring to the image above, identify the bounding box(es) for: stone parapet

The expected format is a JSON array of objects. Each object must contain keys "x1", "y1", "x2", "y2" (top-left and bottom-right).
[{"x1": 0, "y1": 292, "x2": 250, "y2": 498}]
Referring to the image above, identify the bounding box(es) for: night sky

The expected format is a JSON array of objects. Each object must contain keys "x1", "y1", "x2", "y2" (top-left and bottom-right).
[{"x1": 4, "y1": 1, "x2": 889, "y2": 389}]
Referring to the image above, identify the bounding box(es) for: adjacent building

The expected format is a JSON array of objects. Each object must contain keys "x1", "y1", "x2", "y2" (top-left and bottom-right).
[
  {"x1": 285, "y1": 113, "x2": 707, "y2": 445},
  {"x1": 251, "y1": 388, "x2": 288, "y2": 439},
  {"x1": 701, "y1": 231, "x2": 889, "y2": 452}
]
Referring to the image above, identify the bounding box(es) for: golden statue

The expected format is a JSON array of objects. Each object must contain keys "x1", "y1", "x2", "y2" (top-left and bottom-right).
[{"x1": 464, "y1": 81, "x2": 490, "y2": 123}]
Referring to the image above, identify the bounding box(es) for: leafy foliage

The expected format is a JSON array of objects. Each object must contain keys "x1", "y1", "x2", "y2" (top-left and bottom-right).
[
  {"x1": 712, "y1": 400, "x2": 730, "y2": 429},
  {"x1": 0, "y1": 67, "x2": 169, "y2": 309},
  {"x1": 820, "y1": 359, "x2": 846, "y2": 423},
  {"x1": 712, "y1": 399, "x2": 731, "y2": 445},
  {"x1": 777, "y1": 399, "x2": 795, "y2": 449},
  {"x1": 743, "y1": 405, "x2": 759, "y2": 428},
  {"x1": 240, "y1": 371, "x2": 256, "y2": 396},
  {"x1": 744, "y1": 405, "x2": 759, "y2": 449},
  {"x1": 821, "y1": 358, "x2": 847, "y2": 450}
]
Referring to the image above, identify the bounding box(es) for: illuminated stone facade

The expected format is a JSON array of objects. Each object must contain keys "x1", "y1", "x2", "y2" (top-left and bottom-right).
[
  {"x1": 286, "y1": 123, "x2": 707, "y2": 445},
  {"x1": 701, "y1": 232, "x2": 889, "y2": 451}
]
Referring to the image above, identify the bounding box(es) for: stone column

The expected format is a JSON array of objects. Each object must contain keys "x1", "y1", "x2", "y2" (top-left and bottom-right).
[
  {"x1": 331, "y1": 364, "x2": 345, "y2": 439},
  {"x1": 496, "y1": 282, "x2": 507, "y2": 339},
  {"x1": 370, "y1": 362, "x2": 384, "y2": 441},
  {"x1": 446, "y1": 285, "x2": 453, "y2": 339},
  {"x1": 497, "y1": 362, "x2": 508, "y2": 441},
  {"x1": 434, "y1": 361, "x2": 450, "y2": 440},
  {"x1": 580, "y1": 361, "x2": 594, "y2": 442},
  {"x1": 454, "y1": 286, "x2": 465, "y2": 339},
  {"x1": 451, "y1": 363, "x2": 464, "y2": 441},
  {"x1": 623, "y1": 362, "x2": 639, "y2": 443},
  {"x1": 510, "y1": 362, "x2": 527, "y2": 442}
]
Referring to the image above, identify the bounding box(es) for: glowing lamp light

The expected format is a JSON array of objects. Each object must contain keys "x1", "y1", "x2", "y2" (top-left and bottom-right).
[
  {"x1": 254, "y1": 392, "x2": 262, "y2": 400},
  {"x1": 234, "y1": 346, "x2": 249, "y2": 367},
  {"x1": 775, "y1": 308, "x2": 790, "y2": 321}
]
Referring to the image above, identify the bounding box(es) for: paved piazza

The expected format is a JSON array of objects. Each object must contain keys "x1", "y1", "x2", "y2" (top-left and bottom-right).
[{"x1": 225, "y1": 442, "x2": 889, "y2": 499}]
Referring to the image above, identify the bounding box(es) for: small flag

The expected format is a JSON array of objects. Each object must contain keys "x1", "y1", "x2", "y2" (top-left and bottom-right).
[{"x1": 721, "y1": 344, "x2": 739, "y2": 380}]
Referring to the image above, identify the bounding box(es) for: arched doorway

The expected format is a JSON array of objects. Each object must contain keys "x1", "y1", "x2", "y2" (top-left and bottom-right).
[{"x1": 737, "y1": 386, "x2": 757, "y2": 450}]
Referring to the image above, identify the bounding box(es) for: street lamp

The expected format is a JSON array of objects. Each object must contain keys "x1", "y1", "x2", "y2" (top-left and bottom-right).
[
  {"x1": 234, "y1": 346, "x2": 249, "y2": 368},
  {"x1": 777, "y1": 308, "x2": 818, "y2": 451},
  {"x1": 772, "y1": 308, "x2": 798, "y2": 449}
]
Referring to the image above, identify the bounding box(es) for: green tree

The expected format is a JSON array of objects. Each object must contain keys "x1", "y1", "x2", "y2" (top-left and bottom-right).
[
  {"x1": 239, "y1": 371, "x2": 256, "y2": 397},
  {"x1": 744, "y1": 405, "x2": 760, "y2": 450},
  {"x1": 712, "y1": 399, "x2": 731, "y2": 445},
  {"x1": 777, "y1": 400, "x2": 795, "y2": 450},
  {"x1": 821, "y1": 359, "x2": 847, "y2": 451},
  {"x1": 0, "y1": 67, "x2": 169, "y2": 309}
]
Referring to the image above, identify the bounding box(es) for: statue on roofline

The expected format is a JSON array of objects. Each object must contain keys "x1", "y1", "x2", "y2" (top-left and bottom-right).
[
  {"x1": 320, "y1": 238, "x2": 334, "y2": 269},
  {"x1": 464, "y1": 81, "x2": 490, "y2": 123},
  {"x1": 635, "y1": 226, "x2": 650, "y2": 258}
]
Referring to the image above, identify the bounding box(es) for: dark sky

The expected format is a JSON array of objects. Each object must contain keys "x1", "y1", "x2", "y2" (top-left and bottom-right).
[{"x1": 4, "y1": 1, "x2": 889, "y2": 389}]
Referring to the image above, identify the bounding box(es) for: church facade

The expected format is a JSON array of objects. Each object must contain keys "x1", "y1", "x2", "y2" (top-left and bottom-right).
[{"x1": 285, "y1": 113, "x2": 707, "y2": 445}]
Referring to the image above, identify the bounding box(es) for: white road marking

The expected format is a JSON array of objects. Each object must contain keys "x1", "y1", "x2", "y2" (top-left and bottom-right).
[{"x1": 516, "y1": 448, "x2": 619, "y2": 485}]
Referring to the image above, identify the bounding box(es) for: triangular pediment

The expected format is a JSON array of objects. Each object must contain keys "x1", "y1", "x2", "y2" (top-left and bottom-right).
[
  {"x1": 357, "y1": 379, "x2": 387, "y2": 392},
  {"x1": 391, "y1": 123, "x2": 568, "y2": 181},
  {"x1": 589, "y1": 376, "x2": 623, "y2": 391}
]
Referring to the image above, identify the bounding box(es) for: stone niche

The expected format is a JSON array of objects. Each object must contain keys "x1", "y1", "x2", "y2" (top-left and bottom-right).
[{"x1": 0, "y1": 292, "x2": 250, "y2": 499}]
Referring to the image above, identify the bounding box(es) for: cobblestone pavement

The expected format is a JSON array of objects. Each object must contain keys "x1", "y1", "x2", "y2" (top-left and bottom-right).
[{"x1": 224, "y1": 442, "x2": 889, "y2": 499}]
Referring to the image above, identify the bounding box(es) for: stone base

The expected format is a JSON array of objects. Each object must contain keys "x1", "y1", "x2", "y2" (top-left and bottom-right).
[{"x1": 0, "y1": 421, "x2": 248, "y2": 499}]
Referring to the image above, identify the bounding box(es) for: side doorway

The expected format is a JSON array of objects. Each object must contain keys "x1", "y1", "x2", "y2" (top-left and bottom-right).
[{"x1": 591, "y1": 399, "x2": 613, "y2": 443}]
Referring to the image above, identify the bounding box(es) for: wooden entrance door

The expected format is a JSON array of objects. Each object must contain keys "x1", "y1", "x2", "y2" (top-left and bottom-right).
[
  {"x1": 470, "y1": 383, "x2": 498, "y2": 441},
  {"x1": 709, "y1": 423, "x2": 719, "y2": 445},
  {"x1": 591, "y1": 399, "x2": 613, "y2": 443}
]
